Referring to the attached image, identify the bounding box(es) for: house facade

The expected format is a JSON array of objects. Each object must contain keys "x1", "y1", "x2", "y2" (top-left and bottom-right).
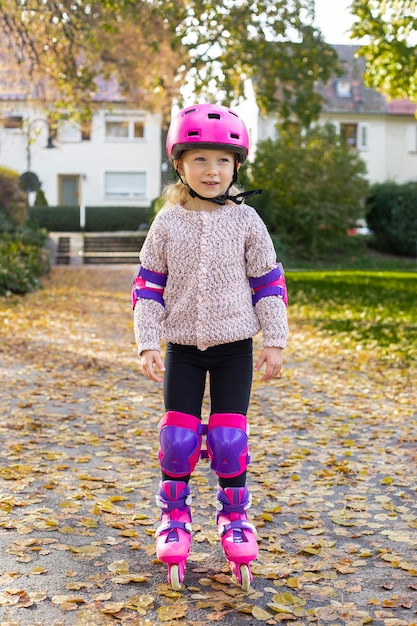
[
  {"x1": 257, "y1": 45, "x2": 417, "y2": 185},
  {"x1": 2, "y1": 43, "x2": 417, "y2": 214},
  {"x1": 0, "y1": 47, "x2": 162, "y2": 209}
]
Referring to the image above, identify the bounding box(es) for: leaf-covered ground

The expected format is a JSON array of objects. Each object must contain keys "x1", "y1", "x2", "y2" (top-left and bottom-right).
[{"x1": 0, "y1": 266, "x2": 416, "y2": 626}]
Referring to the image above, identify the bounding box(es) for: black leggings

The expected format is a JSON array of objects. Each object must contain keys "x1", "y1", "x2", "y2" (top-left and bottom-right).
[{"x1": 163, "y1": 339, "x2": 253, "y2": 488}]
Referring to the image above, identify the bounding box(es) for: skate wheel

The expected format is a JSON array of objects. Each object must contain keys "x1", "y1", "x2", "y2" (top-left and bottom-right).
[
  {"x1": 240, "y1": 564, "x2": 251, "y2": 592},
  {"x1": 169, "y1": 564, "x2": 182, "y2": 590}
]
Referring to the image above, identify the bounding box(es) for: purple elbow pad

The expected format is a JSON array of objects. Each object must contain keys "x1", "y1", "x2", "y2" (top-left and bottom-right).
[
  {"x1": 158, "y1": 411, "x2": 206, "y2": 478},
  {"x1": 250, "y1": 263, "x2": 288, "y2": 307},
  {"x1": 131, "y1": 265, "x2": 167, "y2": 309},
  {"x1": 207, "y1": 413, "x2": 250, "y2": 479}
]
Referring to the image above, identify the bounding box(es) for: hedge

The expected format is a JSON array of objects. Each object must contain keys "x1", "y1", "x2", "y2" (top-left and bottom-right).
[
  {"x1": 366, "y1": 182, "x2": 417, "y2": 257},
  {"x1": 29, "y1": 205, "x2": 150, "y2": 232}
]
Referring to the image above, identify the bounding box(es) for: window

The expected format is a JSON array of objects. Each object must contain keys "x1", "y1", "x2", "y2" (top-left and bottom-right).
[
  {"x1": 339, "y1": 122, "x2": 369, "y2": 151},
  {"x1": 336, "y1": 80, "x2": 352, "y2": 98},
  {"x1": 104, "y1": 114, "x2": 145, "y2": 140},
  {"x1": 58, "y1": 120, "x2": 82, "y2": 143},
  {"x1": 3, "y1": 115, "x2": 23, "y2": 129},
  {"x1": 341, "y1": 123, "x2": 358, "y2": 147},
  {"x1": 104, "y1": 171, "x2": 146, "y2": 198}
]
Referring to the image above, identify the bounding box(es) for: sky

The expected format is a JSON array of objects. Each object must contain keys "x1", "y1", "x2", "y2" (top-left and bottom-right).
[{"x1": 313, "y1": 0, "x2": 358, "y2": 44}]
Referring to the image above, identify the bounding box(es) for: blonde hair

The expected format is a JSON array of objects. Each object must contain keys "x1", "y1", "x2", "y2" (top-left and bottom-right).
[
  {"x1": 161, "y1": 180, "x2": 241, "y2": 211},
  {"x1": 161, "y1": 153, "x2": 241, "y2": 211}
]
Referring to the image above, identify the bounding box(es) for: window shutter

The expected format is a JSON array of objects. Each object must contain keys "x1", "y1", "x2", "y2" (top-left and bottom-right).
[
  {"x1": 406, "y1": 124, "x2": 417, "y2": 152},
  {"x1": 358, "y1": 123, "x2": 370, "y2": 151}
]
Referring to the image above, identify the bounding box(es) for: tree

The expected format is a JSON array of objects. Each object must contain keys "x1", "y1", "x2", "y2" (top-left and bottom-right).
[
  {"x1": 243, "y1": 124, "x2": 369, "y2": 258},
  {"x1": 0, "y1": 167, "x2": 27, "y2": 229},
  {"x1": 0, "y1": 1, "x2": 341, "y2": 126},
  {"x1": 0, "y1": 0, "x2": 187, "y2": 123},
  {"x1": 350, "y1": 0, "x2": 417, "y2": 104}
]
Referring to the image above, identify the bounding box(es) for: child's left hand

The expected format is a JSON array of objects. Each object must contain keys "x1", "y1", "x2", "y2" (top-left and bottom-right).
[{"x1": 254, "y1": 347, "x2": 283, "y2": 382}]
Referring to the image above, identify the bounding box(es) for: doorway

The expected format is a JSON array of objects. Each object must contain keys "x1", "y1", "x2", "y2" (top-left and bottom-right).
[{"x1": 59, "y1": 175, "x2": 80, "y2": 205}]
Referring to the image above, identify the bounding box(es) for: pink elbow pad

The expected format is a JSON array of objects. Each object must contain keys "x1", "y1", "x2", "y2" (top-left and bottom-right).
[
  {"x1": 249, "y1": 263, "x2": 288, "y2": 307},
  {"x1": 131, "y1": 265, "x2": 167, "y2": 309}
]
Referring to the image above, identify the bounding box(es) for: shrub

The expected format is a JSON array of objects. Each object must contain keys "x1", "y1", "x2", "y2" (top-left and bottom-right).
[
  {"x1": 0, "y1": 224, "x2": 50, "y2": 295},
  {"x1": 366, "y1": 182, "x2": 417, "y2": 257},
  {"x1": 243, "y1": 124, "x2": 369, "y2": 259},
  {"x1": 29, "y1": 205, "x2": 150, "y2": 231},
  {"x1": 0, "y1": 166, "x2": 27, "y2": 227}
]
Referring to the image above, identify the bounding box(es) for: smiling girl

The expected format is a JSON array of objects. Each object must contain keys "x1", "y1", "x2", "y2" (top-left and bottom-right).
[{"x1": 132, "y1": 103, "x2": 288, "y2": 591}]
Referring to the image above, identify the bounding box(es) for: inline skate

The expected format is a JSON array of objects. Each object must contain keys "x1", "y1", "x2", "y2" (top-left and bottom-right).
[
  {"x1": 216, "y1": 486, "x2": 258, "y2": 591},
  {"x1": 155, "y1": 480, "x2": 192, "y2": 590}
]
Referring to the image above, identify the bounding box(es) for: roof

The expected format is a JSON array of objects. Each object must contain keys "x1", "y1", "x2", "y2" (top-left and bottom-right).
[
  {"x1": 0, "y1": 45, "x2": 126, "y2": 104},
  {"x1": 317, "y1": 44, "x2": 417, "y2": 117}
]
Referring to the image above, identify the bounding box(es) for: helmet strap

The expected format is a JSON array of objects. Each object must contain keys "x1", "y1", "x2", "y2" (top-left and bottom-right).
[{"x1": 175, "y1": 163, "x2": 262, "y2": 206}]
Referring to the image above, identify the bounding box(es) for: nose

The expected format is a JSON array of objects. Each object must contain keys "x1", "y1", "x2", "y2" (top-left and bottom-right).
[{"x1": 205, "y1": 160, "x2": 219, "y2": 175}]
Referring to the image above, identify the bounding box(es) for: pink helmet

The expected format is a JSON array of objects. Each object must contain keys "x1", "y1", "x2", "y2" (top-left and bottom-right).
[{"x1": 166, "y1": 103, "x2": 250, "y2": 163}]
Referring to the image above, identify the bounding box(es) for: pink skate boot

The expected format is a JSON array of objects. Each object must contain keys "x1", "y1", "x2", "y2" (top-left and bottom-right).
[
  {"x1": 155, "y1": 480, "x2": 192, "y2": 589},
  {"x1": 216, "y1": 486, "x2": 258, "y2": 591}
]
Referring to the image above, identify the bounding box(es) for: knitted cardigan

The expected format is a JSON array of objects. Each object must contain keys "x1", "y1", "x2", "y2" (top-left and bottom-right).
[{"x1": 134, "y1": 202, "x2": 288, "y2": 353}]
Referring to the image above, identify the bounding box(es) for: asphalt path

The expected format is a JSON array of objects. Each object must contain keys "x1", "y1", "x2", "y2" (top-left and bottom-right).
[{"x1": 0, "y1": 266, "x2": 416, "y2": 625}]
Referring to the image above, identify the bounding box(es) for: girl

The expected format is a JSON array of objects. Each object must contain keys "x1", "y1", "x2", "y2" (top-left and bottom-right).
[{"x1": 132, "y1": 103, "x2": 288, "y2": 591}]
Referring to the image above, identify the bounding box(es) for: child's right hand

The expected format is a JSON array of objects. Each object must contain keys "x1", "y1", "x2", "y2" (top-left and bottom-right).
[{"x1": 140, "y1": 350, "x2": 165, "y2": 382}]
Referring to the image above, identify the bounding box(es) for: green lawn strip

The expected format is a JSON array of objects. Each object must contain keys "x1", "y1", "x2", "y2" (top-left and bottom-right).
[{"x1": 286, "y1": 270, "x2": 417, "y2": 364}]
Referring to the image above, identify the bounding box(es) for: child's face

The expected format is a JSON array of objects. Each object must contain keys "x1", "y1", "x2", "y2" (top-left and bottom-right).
[{"x1": 178, "y1": 149, "x2": 237, "y2": 200}]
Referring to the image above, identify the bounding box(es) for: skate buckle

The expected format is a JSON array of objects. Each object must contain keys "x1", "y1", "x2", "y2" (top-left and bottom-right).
[
  {"x1": 156, "y1": 493, "x2": 193, "y2": 510},
  {"x1": 218, "y1": 519, "x2": 257, "y2": 537},
  {"x1": 156, "y1": 520, "x2": 192, "y2": 538}
]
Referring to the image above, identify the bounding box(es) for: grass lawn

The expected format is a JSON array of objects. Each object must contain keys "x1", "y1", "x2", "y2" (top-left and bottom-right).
[
  {"x1": 280, "y1": 237, "x2": 416, "y2": 364},
  {"x1": 286, "y1": 269, "x2": 416, "y2": 365}
]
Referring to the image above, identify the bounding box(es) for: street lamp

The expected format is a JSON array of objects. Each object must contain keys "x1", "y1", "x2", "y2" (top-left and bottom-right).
[
  {"x1": 19, "y1": 117, "x2": 56, "y2": 215},
  {"x1": 26, "y1": 117, "x2": 56, "y2": 172}
]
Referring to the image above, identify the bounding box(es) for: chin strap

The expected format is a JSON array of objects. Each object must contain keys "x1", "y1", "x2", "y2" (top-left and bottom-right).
[
  {"x1": 176, "y1": 163, "x2": 262, "y2": 206},
  {"x1": 188, "y1": 187, "x2": 262, "y2": 205}
]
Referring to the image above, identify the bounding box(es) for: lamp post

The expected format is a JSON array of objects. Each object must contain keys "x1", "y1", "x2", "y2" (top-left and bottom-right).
[
  {"x1": 19, "y1": 117, "x2": 56, "y2": 216},
  {"x1": 26, "y1": 117, "x2": 55, "y2": 172}
]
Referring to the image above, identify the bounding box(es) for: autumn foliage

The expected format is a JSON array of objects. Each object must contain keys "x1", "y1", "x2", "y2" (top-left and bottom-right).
[{"x1": 0, "y1": 266, "x2": 416, "y2": 624}]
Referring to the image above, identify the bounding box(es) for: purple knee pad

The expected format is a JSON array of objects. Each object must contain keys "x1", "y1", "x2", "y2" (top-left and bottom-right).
[
  {"x1": 207, "y1": 413, "x2": 250, "y2": 478},
  {"x1": 158, "y1": 411, "x2": 205, "y2": 478}
]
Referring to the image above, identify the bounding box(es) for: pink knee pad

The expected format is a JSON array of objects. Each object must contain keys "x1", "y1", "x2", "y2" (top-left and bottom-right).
[
  {"x1": 158, "y1": 411, "x2": 206, "y2": 478},
  {"x1": 207, "y1": 413, "x2": 250, "y2": 479}
]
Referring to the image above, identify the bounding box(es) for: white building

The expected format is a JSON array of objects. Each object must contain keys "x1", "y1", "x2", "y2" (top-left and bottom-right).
[
  {"x1": 0, "y1": 47, "x2": 162, "y2": 209},
  {"x1": 257, "y1": 45, "x2": 417, "y2": 185},
  {"x1": 2, "y1": 43, "x2": 417, "y2": 213}
]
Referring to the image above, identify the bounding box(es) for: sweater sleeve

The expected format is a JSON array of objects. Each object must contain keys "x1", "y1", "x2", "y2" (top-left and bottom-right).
[
  {"x1": 133, "y1": 214, "x2": 168, "y2": 354},
  {"x1": 245, "y1": 207, "x2": 289, "y2": 349}
]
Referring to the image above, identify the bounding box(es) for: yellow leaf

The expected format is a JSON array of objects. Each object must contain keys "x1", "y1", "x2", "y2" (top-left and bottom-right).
[
  {"x1": 381, "y1": 476, "x2": 393, "y2": 485},
  {"x1": 107, "y1": 559, "x2": 129, "y2": 574},
  {"x1": 251, "y1": 606, "x2": 273, "y2": 620},
  {"x1": 157, "y1": 605, "x2": 187, "y2": 621},
  {"x1": 31, "y1": 567, "x2": 47, "y2": 575},
  {"x1": 272, "y1": 592, "x2": 306, "y2": 607}
]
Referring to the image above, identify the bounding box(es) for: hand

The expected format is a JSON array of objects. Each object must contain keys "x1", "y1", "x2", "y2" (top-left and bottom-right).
[
  {"x1": 254, "y1": 347, "x2": 283, "y2": 382},
  {"x1": 140, "y1": 349, "x2": 165, "y2": 382}
]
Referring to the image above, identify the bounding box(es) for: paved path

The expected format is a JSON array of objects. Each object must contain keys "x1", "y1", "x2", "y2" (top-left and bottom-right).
[{"x1": 0, "y1": 266, "x2": 416, "y2": 625}]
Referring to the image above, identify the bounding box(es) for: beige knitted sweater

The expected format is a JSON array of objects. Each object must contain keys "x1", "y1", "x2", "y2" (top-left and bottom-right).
[{"x1": 134, "y1": 202, "x2": 288, "y2": 353}]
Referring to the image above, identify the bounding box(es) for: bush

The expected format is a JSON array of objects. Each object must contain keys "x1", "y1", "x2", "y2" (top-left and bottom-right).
[
  {"x1": 243, "y1": 124, "x2": 369, "y2": 259},
  {"x1": 366, "y1": 182, "x2": 417, "y2": 257},
  {"x1": 29, "y1": 205, "x2": 150, "y2": 231},
  {"x1": 29, "y1": 206, "x2": 81, "y2": 231},
  {"x1": 0, "y1": 166, "x2": 27, "y2": 227},
  {"x1": 0, "y1": 224, "x2": 50, "y2": 295}
]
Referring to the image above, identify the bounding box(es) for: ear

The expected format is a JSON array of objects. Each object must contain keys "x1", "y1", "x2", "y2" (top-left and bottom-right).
[{"x1": 174, "y1": 159, "x2": 183, "y2": 175}]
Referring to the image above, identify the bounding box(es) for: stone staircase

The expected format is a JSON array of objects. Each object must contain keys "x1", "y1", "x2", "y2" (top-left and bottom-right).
[{"x1": 49, "y1": 232, "x2": 147, "y2": 265}]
